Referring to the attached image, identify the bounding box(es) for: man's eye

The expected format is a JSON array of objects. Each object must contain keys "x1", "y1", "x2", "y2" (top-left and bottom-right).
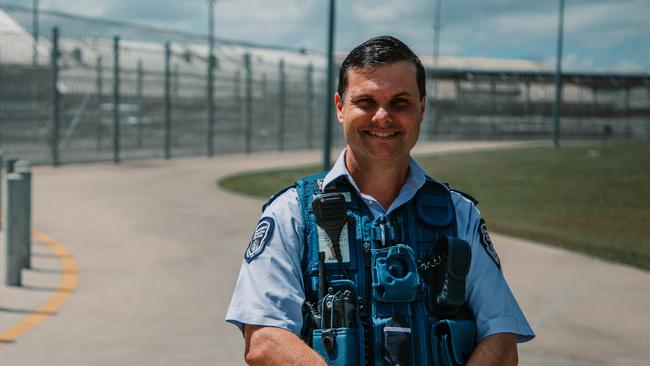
[
  {"x1": 355, "y1": 99, "x2": 375, "y2": 108},
  {"x1": 391, "y1": 99, "x2": 411, "y2": 108}
]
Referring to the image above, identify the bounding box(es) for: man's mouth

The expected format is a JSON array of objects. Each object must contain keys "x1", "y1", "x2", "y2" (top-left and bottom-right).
[{"x1": 366, "y1": 131, "x2": 399, "y2": 138}]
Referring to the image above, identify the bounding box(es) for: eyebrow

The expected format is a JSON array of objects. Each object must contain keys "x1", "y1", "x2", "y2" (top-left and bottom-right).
[{"x1": 391, "y1": 92, "x2": 413, "y2": 98}]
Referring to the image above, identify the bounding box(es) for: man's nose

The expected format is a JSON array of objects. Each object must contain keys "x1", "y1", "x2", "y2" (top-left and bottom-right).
[{"x1": 372, "y1": 106, "x2": 390, "y2": 125}]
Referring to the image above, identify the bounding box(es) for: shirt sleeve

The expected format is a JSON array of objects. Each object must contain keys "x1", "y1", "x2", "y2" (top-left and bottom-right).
[
  {"x1": 225, "y1": 188, "x2": 306, "y2": 335},
  {"x1": 453, "y1": 193, "x2": 535, "y2": 343}
]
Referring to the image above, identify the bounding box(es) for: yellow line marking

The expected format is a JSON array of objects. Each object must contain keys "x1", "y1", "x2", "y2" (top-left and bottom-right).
[{"x1": 0, "y1": 229, "x2": 79, "y2": 344}]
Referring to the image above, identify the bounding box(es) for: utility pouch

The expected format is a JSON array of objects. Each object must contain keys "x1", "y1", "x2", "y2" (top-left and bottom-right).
[
  {"x1": 371, "y1": 244, "x2": 420, "y2": 302},
  {"x1": 428, "y1": 236, "x2": 471, "y2": 311},
  {"x1": 313, "y1": 327, "x2": 360, "y2": 366},
  {"x1": 431, "y1": 319, "x2": 475, "y2": 366},
  {"x1": 383, "y1": 313, "x2": 413, "y2": 366}
]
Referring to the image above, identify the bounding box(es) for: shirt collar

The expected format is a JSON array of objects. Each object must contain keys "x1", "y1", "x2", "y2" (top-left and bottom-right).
[{"x1": 322, "y1": 149, "x2": 428, "y2": 215}]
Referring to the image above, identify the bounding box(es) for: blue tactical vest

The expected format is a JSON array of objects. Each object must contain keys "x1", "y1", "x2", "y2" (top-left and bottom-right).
[{"x1": 291, "y1": 172, "x2": 476, "y2": 366}]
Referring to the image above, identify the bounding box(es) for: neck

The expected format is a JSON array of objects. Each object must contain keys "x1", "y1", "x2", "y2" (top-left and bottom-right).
[{"x1": 345, "y1": 149, "x2": 410, "y2": 210}]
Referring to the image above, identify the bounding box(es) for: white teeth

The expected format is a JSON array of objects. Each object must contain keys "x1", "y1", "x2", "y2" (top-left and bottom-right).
[{"x1": 368, "y1": 131, "x2": 396, "y2": 138}]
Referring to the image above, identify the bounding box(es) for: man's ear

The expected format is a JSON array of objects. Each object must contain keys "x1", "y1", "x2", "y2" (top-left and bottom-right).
[
  {"x1": 419, "y1": 96, "x2": 426, "y2": 120},
  {"x1": 335, "y1": 93, "x2": 344, "y2": 123}
]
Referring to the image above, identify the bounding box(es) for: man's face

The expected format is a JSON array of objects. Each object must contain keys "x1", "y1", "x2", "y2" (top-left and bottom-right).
[{"x1": 335, "y1": 61, "x2": 425, "y2": 163}]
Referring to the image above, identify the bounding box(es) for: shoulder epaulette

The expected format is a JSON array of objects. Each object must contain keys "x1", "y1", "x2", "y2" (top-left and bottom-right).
[
  {"x1": 450, "y1": 188, "x2": 479, "y2": 205},
  {"x1": 262, "y1": 184, "x2": 297, "y2": 213}
]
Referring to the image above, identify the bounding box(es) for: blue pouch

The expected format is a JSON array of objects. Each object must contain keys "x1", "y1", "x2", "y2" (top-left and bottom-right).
[
  {"x1": 312, "y1": 327, "x2": 359, "y2": 366},
  {"x1": 432, "y1": 319, "x2": 475, "y2": 366}
]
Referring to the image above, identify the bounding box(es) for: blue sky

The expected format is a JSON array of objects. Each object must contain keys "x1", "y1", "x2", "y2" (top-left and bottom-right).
[{"x1": 2, "y1": 0, "x2": 649, "y2": 72}]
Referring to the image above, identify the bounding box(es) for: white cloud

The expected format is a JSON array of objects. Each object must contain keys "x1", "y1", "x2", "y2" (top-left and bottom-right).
[
  {"x1": 612, "y1": 60, "x2": 644, "y2": 73},
  {"x1": 554, "y1": 53, "x2": 596, "y2": 71},
  {"x1": 41, "y1": 0, "x2": 108, "y2": 17}
]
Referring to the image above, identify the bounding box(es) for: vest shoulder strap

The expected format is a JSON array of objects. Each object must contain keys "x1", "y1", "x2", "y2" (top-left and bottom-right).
[
  {"x1": 261, "y1": 183, "x2": 297, "y2": 213},
  {"x1": 449, "y1": 188, "x2": 479, "y2": 205},
  {"x1": 295, "y1": 171, "x2": 330, "y2": 275}
]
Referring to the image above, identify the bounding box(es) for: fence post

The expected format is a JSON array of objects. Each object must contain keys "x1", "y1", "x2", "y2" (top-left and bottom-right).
[
  {"x1": 164, "y1": 41, "x2": 172, "y2": 159},
  {"x1": 278, "y1": 59, "x2": 285, "y2": 151},
  {"x1": 525, "y1": 80, "x2": 531, "y2": 129},
  {"x1": 16, "y1": 161, "x2": 31, "y2": 269},
  {"x1": 136, "y1": 59, "x2": 144, "y2": 148},
  {"x1": 234, "y1": 70, "x2": 241, "y2": 115},
  {"x1": 50, "y1": 27, "x2": 60, "y2": 166},
  {"x1": 244, "y1": 53, "x2": 253, "y2": 154},
  {"x1": 207, "y1": 49, "x2": 215, "y2": 156},
  {"x1": 261, "y1": 73, "x2": 267, "y2": 141},
  {"x1": 624, "y1": 85, "x2": 631, "y2": 139},
  {"x1": 173, "y1": 63, "x2": 180, "y2": 100},
  {"x1": 3, "y1": 173, "x2": 24, "y2": 286},
  {"x1": 96, "y1": 55, "x2": 103, "y2": 151},
  {"x1": 306, "y1": 63, "x2": 314, "y2": 149},
  {"x1": 647, "y1": 80, "x2": 650, "y2": 140},
  {"x1": 112, "y1": 36, "x2": 120, "y2": 163}
]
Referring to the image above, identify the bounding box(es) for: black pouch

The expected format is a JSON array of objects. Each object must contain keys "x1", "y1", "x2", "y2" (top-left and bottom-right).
[
  {"x1": 428, "y1": 236, "x2": 471, "y2": 312},
  {"x1": 383, "y1": 313, "x2": 412, "y2": 366}
]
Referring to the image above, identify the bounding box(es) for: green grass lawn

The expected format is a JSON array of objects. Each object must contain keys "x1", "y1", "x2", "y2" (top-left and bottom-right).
[{"x1": 219, "y1": 143, "x2": 650, "y2": 270}]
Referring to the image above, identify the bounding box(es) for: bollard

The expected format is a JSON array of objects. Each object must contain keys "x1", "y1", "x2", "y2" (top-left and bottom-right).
[
  {"x1": 16, "y1": 162, "x2": 32, "y2": 269},
  {"x1": 0, "y1": 152, "x2": 3, "y2": 230},
  {"x1": 3, "y1": 173, "x2": 24, "y2": 286}
]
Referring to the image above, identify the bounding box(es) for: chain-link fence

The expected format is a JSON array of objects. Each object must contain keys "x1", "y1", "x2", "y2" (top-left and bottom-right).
[
  {"x1": 1, "y1": 4, "x2": 649, "y2": 165},
  {"x1": 0, "y1": 4, "x2": 332, "y2": 165},
  {"x1": 424, "y1": 71, "x2": 650, "y2": 141}
]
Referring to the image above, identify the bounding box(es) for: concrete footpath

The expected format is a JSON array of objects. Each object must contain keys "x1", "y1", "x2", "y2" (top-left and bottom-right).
[{"x1": 0, "y1": 141, "x2": 648, "y2": 365}]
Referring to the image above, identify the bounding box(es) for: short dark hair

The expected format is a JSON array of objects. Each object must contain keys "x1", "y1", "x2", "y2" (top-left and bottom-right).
[{"x1": 337, "y1": 35, "x2": 426, "y2": 100}]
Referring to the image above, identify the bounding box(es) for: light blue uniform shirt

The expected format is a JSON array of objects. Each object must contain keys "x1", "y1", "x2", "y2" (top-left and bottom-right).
[{"x1": 226, "y1": 149, "x2": 535, "y2": 343}]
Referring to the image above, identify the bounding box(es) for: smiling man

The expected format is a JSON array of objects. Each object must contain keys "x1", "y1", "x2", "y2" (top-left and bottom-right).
[{"x1": 226, "y1": 36, "x2": 534, "y2": 365}]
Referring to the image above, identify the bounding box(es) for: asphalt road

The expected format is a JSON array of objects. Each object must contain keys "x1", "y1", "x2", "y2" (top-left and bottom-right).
[{"x1": 0, "y1": 141, "x2": 648, "y2": 365}]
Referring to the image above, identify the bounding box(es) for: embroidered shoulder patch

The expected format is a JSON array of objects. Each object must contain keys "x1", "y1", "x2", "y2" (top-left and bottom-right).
[
  {"x1": 245, "y1": 217, "x2": 275, "y2": 263},
  {"x1": 478, "y1": 219, "x2": 501, "y2": 269}
]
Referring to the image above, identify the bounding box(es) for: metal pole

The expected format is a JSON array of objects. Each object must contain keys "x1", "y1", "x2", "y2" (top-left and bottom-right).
[
  {"x1": 112, "y1": 36, "x2": 120, "y2": 163},
  {"x1": 306, "y1": 63, "x2": 314, "y2": 149},
  {"x1": 173, "y1": 63, "x2": 180, "y2": 99},
  {"x1": 136, "y1": 59, "x2": 144, "y2": 148},
  {"x1": 323, "y1": 0, "x2": 336, "y2": 169},
  {"x1": 32, "y1": 0, "x2": 39, "y2": 66},
  {"x1": 432, "y1": 0, "x2": 442, "y2": 99},
  {"x1": 3, "y1": 173, "x2": 24, "y2": 286},
  {"x1": 244, "y1": 53, "x2": 253, "y2": 154},
  {"x1": 16, "y1": 163, "x2": 32, "y2": 269},
  {"x1": 624, "y1": 86, "x2": 631, "y2": 139},
  {"x1": 429, "y1": 0, "x2": 442, "y2": 140},
  {"x1": 278, "y1": 59, "x2": 285, "y2": 151},
  {"x1": 553, "y1": 0, "x2": 565, "y2": 148},
  {"x1": 51, "y1": 27, "x2": 60, "y2": 166},
  {"x1": 96, "y1": 55, "x2": 103, "y2": 151},
  {"x1": 164, "y1": 41, "x2": 172, "y2": 159},
  {"x1": 207, "y1": 0, "x2": 216, "y2": 156}
]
